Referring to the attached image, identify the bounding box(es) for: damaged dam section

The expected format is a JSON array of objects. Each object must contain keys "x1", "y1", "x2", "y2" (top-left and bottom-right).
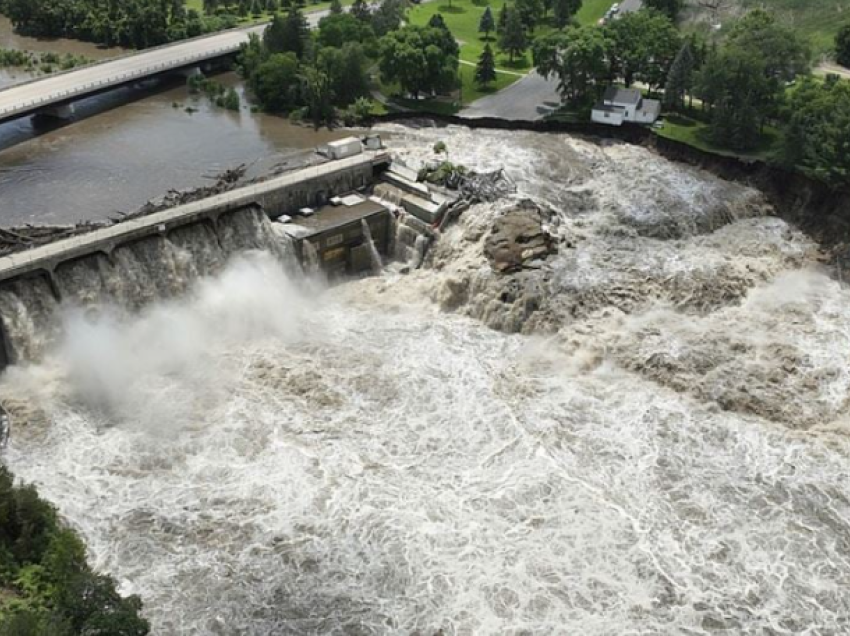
[{"x1": 3, "y1": 122, "x2": 850, "y2": 634}]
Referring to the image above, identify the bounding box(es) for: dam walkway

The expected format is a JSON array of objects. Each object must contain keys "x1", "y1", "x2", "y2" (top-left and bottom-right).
[{"x1": 0, "y1": 149, "x2": 391, "y2": 284}]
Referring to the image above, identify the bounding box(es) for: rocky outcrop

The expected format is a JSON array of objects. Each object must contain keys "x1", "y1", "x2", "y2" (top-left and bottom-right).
[
  {"x1": 484, "y1": 200, "x2": 557, "y2": 273},
  {"x1": 429, "y1": 199, "x2": 566, "y2": 334}
]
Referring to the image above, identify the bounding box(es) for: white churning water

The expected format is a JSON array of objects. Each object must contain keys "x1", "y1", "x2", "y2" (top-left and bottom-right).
[{"x1": 3, "y1": 126, "x2": 850, "y2": 634}]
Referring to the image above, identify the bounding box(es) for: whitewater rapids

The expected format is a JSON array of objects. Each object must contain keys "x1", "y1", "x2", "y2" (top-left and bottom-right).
[{"x1": 4, "y1": 126, "x2": 850, "y2": 634}]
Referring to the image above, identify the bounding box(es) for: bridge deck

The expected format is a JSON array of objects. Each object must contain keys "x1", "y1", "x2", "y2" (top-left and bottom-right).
[
  {"x1": 0, "y1": 150, "x2": 390, "y2": 282},
  {"x1": 0, "y1": 24, "x2": 264, "y2": 122}
]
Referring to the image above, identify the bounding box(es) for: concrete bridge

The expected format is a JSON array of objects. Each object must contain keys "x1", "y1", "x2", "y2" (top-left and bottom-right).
[
  {"x1": 0, "y1": 25, "x2": 269, "y2": 124},
  {"x1": 0, "y1": 149, "x2": 390, "y2": 286},
  {"x1": 0, "y1": 6, "x2": 344, "y2": 125}
]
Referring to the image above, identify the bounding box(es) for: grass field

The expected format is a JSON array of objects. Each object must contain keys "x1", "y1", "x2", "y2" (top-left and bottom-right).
[
  {"x1": 575, "y1": 0, "x2": 614, "y2": 26},
  {"x1": 655, "y1": 113, "x2": 783, "y2": 162}
]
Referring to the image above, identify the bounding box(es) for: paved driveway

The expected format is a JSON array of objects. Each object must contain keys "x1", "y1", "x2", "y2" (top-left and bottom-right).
[{"x1": 459, "y1": 71, "x2": 560, "y2": 120}]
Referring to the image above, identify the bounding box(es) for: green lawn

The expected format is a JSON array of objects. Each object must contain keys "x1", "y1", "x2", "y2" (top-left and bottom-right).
[
  {"x1": 408, "y1": 0, "x2": 541, "y2": 72},
  {"x1": 655, "y1": 113, "x2": 783, "y2": 162},
  {"x1": 575, "y1": 0, "x2": 616, "y2": 26}
]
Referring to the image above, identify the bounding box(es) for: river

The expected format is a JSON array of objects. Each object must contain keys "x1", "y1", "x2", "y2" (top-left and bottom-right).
[
  {"x1": 0, "y1": 17, "x2": 350, "y2": 226},
  {"x1": 1, "y1": 120, "x2": 849, "y2": 634}
]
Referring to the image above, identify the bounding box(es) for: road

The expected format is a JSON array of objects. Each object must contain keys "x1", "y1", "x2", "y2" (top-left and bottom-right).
[
  {"x1": 459, "y1": 71, "x2": 561, "y2": 120},
  {"x1": 816, "y1": 62, "x2": 850, "y2": 80}
]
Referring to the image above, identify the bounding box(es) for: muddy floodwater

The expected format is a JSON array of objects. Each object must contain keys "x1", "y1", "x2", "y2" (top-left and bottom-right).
[{"x1": 0, "y1": 18, "x2": 351, "y2": 225}]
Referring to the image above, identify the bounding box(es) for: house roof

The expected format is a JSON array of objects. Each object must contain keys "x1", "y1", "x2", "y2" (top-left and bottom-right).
[
  {"x1": 592, "y1": 103, "x2": 625, "y2": 113},
  {"x1": 638, "y1": 98, "x2": 661, "y2": 118},
  {"x1": 603, "y1": 86, "x2": 642, "y2": 106}
]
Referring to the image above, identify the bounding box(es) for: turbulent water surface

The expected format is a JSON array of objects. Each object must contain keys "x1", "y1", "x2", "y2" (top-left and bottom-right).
[{"x1": 3, "y1": 126, "x2": 850, "y2": 634}]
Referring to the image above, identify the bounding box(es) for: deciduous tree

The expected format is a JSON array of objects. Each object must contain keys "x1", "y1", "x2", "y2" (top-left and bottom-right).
[{"x1": 534, "y1": 25, "x2": 608, "y2": 105}]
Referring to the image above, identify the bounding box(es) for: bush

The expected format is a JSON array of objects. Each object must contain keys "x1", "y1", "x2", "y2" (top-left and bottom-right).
[{"x1": 0, "y1": 467, "x2": 148, "y2": 635}]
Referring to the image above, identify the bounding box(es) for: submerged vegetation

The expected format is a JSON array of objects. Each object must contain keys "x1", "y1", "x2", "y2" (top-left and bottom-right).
[
  {"x1": 0, "y1": 50, "x2": 92, "y2": 76},
  {"x1": 0, "y1": 467, "x2": 149, "y2": 635}
]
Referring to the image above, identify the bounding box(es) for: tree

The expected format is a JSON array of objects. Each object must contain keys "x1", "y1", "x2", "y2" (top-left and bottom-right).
[
  {"x1": 835, "y1": 23, "x2": 850, "y2": 68},
  {"x1": 663, "y1": 41, "x2": 694, "y2": 110},
  {"x1": 479, "y1": 6, "x2": 495, "y2": 40},
  {"x1": 318, "y1": 43, "x2": 370, "y2": 105},
  {"x1": 329, "y1": 0, "x2": 343, "y2": 13},
  {"x1": 534, "y1": 25, "x2": 608, "y2": 105},
  {"x1": 318, "y1": 13, "x2": 374, "y2": 48},
  {"x1": 475, "y1": 43, "x2": 497, "y2": 87},
  {"x1": 781, "y1": 76, "x2": 850, "y2": 186},
  {"x1": 302, "y1": 64, "x2": 335, "y2": 126},
  {"x1": 694, "y1": 46, "x2": 772, "y2": 150},
  {"x1": 497, "y1": 3, "x2": 508, "y2": 36},
  {"x1": 351, "y1": 0, "x2": 371, "y2": 22},
  {"x1": 552, "y1": 0, "x2": 581, "y2": 29},
  {"x1": 429, "y1": 14, "x2": 448, "y2": 30},
  {"x1": 498, "y1": 8, "x2": 527, "y2": 62},
  {"x1": 644, "y1": 0, "x2": 682, "y2": 21},
  {"x1": 264, "y1": 7, "x2": 310, "y2": 58},
  {"x1": 249, "y1": 52, "x2": 302, "y2": 111},
  {"x1": 726, "y1": 9, "x2": 810, "y2": 83},
  {"x1": 515, "y1": 0, "x2": 544, "y2": 33},
  {"x1": 371, "y1": 0, "x2": 407, "y2": 36},
  {"x1": 605, "y1": 10, "x2": 681, "y2": 90},
  {"x1": 379, "y1": 25, "x2": 459, "y2": 98}
]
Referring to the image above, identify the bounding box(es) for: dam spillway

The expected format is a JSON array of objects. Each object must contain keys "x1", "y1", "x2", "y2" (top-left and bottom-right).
[{"x1": 0, "y1": 149, "x2": 391, "y2": 367}]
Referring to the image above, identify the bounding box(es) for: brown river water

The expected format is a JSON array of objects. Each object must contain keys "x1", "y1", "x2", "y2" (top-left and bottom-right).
[{"x1": 0, "y1": 17, "x2": 349, "y2": 225}]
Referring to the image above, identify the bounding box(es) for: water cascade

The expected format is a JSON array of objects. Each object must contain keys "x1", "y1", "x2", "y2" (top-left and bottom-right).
[
  {"x1": 360, "y1": 218, "x2": 383, "y2": 275},
  {"x1": 0, "y1": 206, "x2": 297, "y2": 364}
]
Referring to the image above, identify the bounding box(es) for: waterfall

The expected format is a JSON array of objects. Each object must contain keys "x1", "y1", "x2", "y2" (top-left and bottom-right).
[
  {"x1": 360, "y1": 219, "x2": 383, "y2": 275},
  {"x1": 0, "y1": 206, "x2": 298, "y2": 366}
]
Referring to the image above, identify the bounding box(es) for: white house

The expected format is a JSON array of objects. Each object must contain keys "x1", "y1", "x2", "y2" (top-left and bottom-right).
[{"x1": 592, "y1": 87, "x2": 661, "y2": 126}]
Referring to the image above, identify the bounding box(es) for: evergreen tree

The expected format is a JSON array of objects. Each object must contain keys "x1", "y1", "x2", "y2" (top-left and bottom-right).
[
  {"x1": 250, "y1": 0, "x2": 263, "y2": 16},
  {"x1": 552, "y1": 0, "x2": 580, "y2": 29},
  {"x1": 497, "y1": 4, "x2": 508, "y2": 36},
  {"x1": 429, "y1": 14, "x2": 448, "y2": 30},
  {"x1": 498, "y1": 8, "x2": 526, "y2": 62},
  {"x1": 478, "y1": 6, "x2": 495, "y2": 40},
  {"x1": 330, "y1": 0, "x2": 343, "y2": 14},
  {"x1": 664, "y1": 41, "x2": 694, "y2": 110},
  {"x1": 475, "y1": 43, "x2": 497, "y2": 86},
  {"x1": 837, "y1": 23, "x2": 850, "y2": 68},
  {"x1": 264, "y1": 8, "x2": 309, "y2": 58}
]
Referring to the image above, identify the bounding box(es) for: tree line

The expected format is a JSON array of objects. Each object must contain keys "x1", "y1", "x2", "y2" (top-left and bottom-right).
[
  {"x1": 0, "y1": 466, "x2": 149, "y2": 635},
  {"x1": 0, "y1": 0, "x2": 235, "y2": 49}
]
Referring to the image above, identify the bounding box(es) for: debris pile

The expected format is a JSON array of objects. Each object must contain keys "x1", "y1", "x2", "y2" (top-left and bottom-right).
[{"x1": 0, "y1": 223, "x2": 107, "y2": 258}]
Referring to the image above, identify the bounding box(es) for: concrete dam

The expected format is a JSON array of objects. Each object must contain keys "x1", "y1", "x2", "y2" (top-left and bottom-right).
[{"x1": 0, "y1": 143, "x2": 436, "y2": 369}]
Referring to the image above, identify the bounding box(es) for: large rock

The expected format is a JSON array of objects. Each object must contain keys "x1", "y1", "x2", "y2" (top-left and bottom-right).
[{"x1": 484, "y1": 200, "x2": 556, "y2": 273}]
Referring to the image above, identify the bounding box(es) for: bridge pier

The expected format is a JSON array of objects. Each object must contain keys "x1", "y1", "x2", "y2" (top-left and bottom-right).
[{"x1": 35, "y1": 103, "x2": 75, "y2": 121}]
